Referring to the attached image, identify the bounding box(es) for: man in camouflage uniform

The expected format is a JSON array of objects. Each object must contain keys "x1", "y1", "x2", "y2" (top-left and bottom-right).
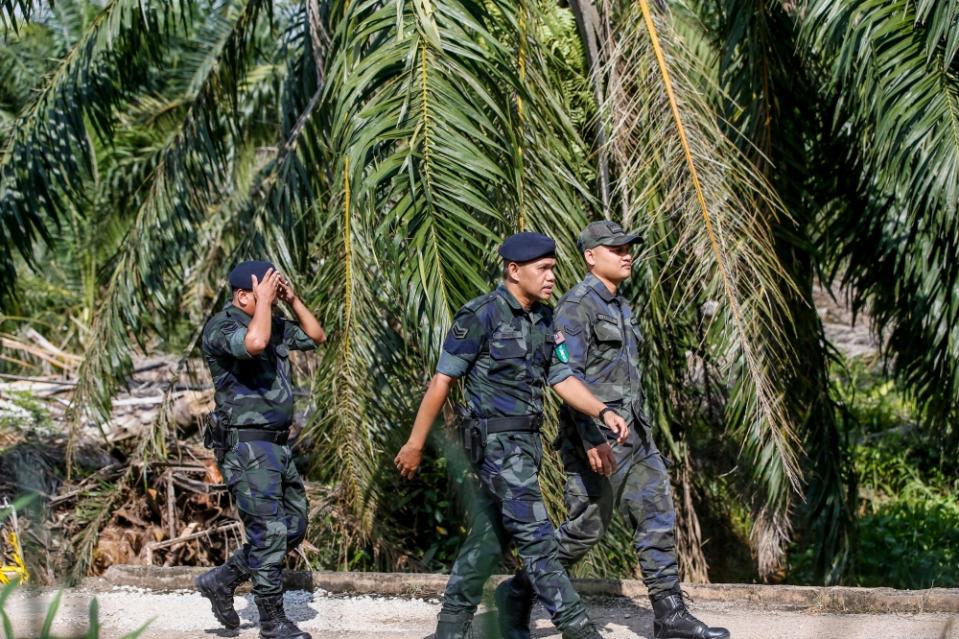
[
  {"x1": 394, "y1": 232, "x2": 630, "y2": 639},
  {"x1": 196, "y1": 260, "x2": 326, "y2": 639},
  {"x1": 499, "y1": 222, "x2": 730, "y2": 639}
]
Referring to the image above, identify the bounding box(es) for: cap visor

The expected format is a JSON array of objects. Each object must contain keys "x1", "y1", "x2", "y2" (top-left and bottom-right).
[{"x1": 603, "y1": 233, "x2": 641, "y2": 247}]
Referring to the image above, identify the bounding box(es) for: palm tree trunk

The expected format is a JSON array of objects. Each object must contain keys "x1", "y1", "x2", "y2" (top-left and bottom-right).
[{"x1": 567, "y1": 0, "x2": 612, "y2": 214}]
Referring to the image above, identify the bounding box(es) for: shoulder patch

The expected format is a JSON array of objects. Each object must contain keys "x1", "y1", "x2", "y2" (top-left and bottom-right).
[
  {"x1": 451, "y1": 322, "x2": 469, "y2": 340},
  {"x1": 554, "y1": 330, "x2": 570, "y2": 363}
]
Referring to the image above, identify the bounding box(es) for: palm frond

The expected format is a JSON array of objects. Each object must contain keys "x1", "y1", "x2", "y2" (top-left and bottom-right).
[
  {"x1": 603, "y1": 0, "x2": 802, "y2": 577},
  {"x1": 307, "y1": 182, "x2": 383, "y2": 535},
  {"x1": 716, "y1": 0, "x2": 857, "y2": 583},
  {"x1": 505, "y1": 2, "x2": 596, "y2": 289},
  {"x1": 0, "y1": 0, "x2": 195, "y2": 303},
  {"x1": 65, "y1": 0, "x2": 276, "y2": 472},
  {"x1": 66, "y1": 22, "x2": 306, "y2": 565},
  {"x1": 303, "y1": 0, "x2": 483, "y2": 540},
  {"x1": 913, "y1": 0, "x2": 959, "y2": 69},
  {"x1": 298, "y1": 0, "x2": 601, "y2": 542},
  {"x1": 801, "y1": 0, "x2": 959, "y2": 430},
  {"x1": 0, "y1": 21, "x2": 59, "y2": 120}
]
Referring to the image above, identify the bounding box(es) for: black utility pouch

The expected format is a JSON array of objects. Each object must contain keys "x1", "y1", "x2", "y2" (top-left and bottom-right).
[
  {"x1": 202, "y1": 412, "x2": 228, "y2": 462},
  {"x1": 468, "y1": 423, "x2": 486, "y2": 465},
  {"x1": 459, "y1": 418, "x2": 487, "y2": 466}
]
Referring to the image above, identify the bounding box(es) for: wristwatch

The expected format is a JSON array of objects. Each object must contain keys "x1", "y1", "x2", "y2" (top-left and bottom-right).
[{"x1": 598, "y1": 406, "x2": 616, "y2": 422}]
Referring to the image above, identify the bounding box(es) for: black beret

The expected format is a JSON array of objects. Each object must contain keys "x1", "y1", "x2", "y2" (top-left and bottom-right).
[
  {"x1": 228, "y1": 260, "x2": 275, "y2": 290},
  {"x1": 498, "y1": 232, "x2": 556, "y2": 263}
]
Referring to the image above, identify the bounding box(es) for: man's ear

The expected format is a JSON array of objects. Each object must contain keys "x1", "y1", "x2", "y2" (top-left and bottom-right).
[
  {"x1": 584, "y1": 249, "x2": 596, "y2": 267},
  {"x1": 505, "y1": 261, "x2": 518, "y2": 282}
]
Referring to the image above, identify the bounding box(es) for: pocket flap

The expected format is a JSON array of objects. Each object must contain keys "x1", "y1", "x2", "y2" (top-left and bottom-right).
[
  {"x1": 593, "y1": 320, "x2": 623, "y2": 343},
  {"x1": 490, "y1": 330, "x2": 527, "y2": 359}
]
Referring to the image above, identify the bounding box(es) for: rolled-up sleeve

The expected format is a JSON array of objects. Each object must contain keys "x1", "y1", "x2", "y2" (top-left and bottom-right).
[
  {"x1": 551, "y1": 303, "x2": 588, "y2": 380},
  {"x1": 436, "y1": 308, "x2": 485, "y2": 378},
  {"x1": 546, "y1": 314, "x2": 574, "y2": 384},
  {"x1": 282, "y1": 318, "x2": 318, "y2": 352},
  {"x1": 553, "y1": 303, "x2": 607, "y2": 450},
  {"x1": 547, "y1": 359, "x2": 573, "y2": 385}
]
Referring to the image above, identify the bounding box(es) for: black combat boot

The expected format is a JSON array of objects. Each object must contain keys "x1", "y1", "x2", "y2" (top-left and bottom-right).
[
  {"x1": 255, "y1": 595, "x2": 311, "y2": 639},
  {"x1": 560, "y1": 615, "x2": 603, "y2": 639},
  {"x1": 432, "y1": 610, "x2": 473, "y2": 639},
  {"x1": 195, "y1": 562, "x2": 247, "y2": 629},
  {"x1": 652, "y1": 593, "x2": 729, "y2": 639},
  {"x1": 494, "y1": 571, "x2": 534, "y2": 639}
]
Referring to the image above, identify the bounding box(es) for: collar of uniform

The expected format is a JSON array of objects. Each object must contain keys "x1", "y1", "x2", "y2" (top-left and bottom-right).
[
  {"x1": 224, "y1": 302, "x2": 253, "y2": 327},
  {"x1": 583, "y1": 272, "x2": 617, "y2": 303},
  {"x1": 495, "y1": 284, "x2": 545, "y2": 323}
]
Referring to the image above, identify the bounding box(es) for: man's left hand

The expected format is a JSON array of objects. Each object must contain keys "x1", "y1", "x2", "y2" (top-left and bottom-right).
[
  {"x1": 278, "y1": 276, "x2": 297, "y2": 305},
  {"x1": 602, "y1": 409, "x2": 630, "y2": 444}
]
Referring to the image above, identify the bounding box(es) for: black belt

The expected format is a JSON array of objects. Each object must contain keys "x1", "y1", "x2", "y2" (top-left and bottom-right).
[
  {"x1": 463, "y1": 415, "x2": 542, "y2": 434},
  {"x1": 231, "y1": 428, "x2": 289, "y2": 445}
]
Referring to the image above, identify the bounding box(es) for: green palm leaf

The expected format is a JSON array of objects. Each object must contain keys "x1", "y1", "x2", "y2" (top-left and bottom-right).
[
  {"x1": 801, "y1": 0, "x2": 959, "y2": 430},
  {"x1": 913, "y1": 0, "x2": 959, "y2": 69},
  {"x1": 65, "y1": 0, "x2": 277, "y2": 471},
  {"x1": 0, "y1": 0, "x2": 197, "y2": 302},
  {"x1": 298, "y1": 0, "x2": 602, "y2": 541}
]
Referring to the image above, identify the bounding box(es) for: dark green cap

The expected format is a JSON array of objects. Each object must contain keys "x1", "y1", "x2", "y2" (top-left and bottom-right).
[{"x1": 576, "y1": 220, "x2": 641, "y2": 253}]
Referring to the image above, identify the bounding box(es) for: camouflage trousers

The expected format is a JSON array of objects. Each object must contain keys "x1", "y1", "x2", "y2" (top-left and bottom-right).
[
  {"x1": 218, "y1": 438, "x2": 309, "y2": 597},
  {"x1": 556, "y1": 429, "x2": 680, "y2": 599},
  {"x1": 441, "y1": 431, "x2": 589, "y2": 630}
]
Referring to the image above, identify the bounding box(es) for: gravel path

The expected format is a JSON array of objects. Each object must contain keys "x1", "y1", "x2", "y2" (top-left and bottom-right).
[{"x1": 7, "y1": 587, "x2": 959, "y2": 639}]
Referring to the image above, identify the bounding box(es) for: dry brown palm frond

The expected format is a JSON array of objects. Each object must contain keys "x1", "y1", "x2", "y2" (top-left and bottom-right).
[{"x1": 600, "y1": 0, "x2": 802, "y2": 578}]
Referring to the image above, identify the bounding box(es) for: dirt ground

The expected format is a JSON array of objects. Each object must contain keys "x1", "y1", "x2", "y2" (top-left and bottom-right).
[{"x1": 6, "y1": 587, "x2": 959, "y2": 639}]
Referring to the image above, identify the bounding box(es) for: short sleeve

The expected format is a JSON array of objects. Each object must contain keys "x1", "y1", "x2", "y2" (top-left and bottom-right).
[
  {"x1": 551, "y1": 302, "x2": 607, "y2": 450},
  {"x1": 282, "y1": 318, "x2": 317, "y2": 352},
  {"x1": 436, "y1": 307, "x2": 486, "y2": 378},
  {"x1": 551, "y1": 302, "x2": 589, "y2": 379},
  {"x1": 203, "y1": 317, "x2": 253, "y2": 360},
  {"x1": 547, "y1": 327, "x2": 574, "y2": 386}
]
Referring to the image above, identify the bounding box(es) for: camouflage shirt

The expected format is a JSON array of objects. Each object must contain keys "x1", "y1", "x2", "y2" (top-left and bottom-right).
[
  {"x1": 437, "y1": 284, "x2": 573, "y2": 418},
  {"x1": 551, "y1": 273, "x2": 646, "y2": 450},
  {"x1": 202, "y1": 303, "x2": 317, "y2": 430}
]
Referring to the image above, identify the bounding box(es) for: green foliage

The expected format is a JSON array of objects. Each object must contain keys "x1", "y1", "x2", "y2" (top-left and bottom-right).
[
  {"x1": 789, "y1": 361, "x2": 959, "y2": 588},
  {"x1": 4, "y1": 0, "x2": 959, "y2": 590},
  {"x1": 913, "y1": 0, "x2": 959, "y2": 69},
  {"x1": 305, "y1": 438, "x2": 471, "y2": 573},
  {"x1": 383, "y1": 445, "x2": 470, "y2": 572},
  {"x1": 801, "y1": 0, "x2": 959, "y2": 431},
  {"x1": 853, "y1": 493, "x2": 959, "y2": 589}
]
